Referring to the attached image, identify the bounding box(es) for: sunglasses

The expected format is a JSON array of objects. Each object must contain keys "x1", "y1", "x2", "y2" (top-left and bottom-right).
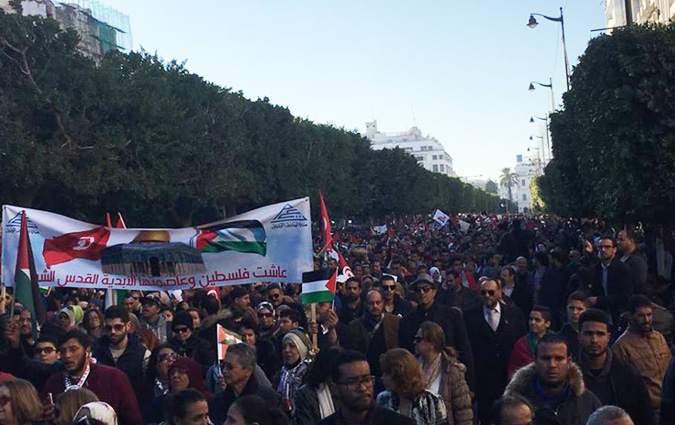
[
  {"x1": 413, "y1": 336, "x2": 423, "y2": 344},
  {"x1": 257, "y1": 312, "x2": 273, "y2": 318},
  {"x1": 174, "y1": 326, "x2": 190, "y2": 334},
  {"x1": 0, "y1": 395, "x2": 10, "y2": 406},
  {"x1": 415, "y1": 286, "x2": 434, "y2": 293},
  {"x1": 158, "y1": 352, "x2": 178, "y2": 362},
  {"x1": 480, "y1": 290, "x2": 497, "y2": 296},
  {"x1": 381, "y1": 285, "x2": 396, "y2": 291},
  {"x1": 35, "y1": 347, "x2": 56, "y2": 354}
]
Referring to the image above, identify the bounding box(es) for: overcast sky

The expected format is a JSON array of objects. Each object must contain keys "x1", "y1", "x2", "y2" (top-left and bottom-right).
[{"x1": 110, "y1": 0, "x2": 606, "y2": 181}]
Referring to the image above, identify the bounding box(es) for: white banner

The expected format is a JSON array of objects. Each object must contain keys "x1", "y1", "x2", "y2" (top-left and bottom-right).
[
  {"x1": 432, "y1": 209, "x2": 450, "y2": 227},
  {"x1": 2, "y1": 198, "x2": 313, "y2": 291}
]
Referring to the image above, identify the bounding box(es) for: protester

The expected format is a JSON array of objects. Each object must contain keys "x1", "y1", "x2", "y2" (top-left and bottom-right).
[
  {"x1": 170, "y1": 389, "x2": 210, "y2": 425},
  {"x1": 276, "y1": 329, "x2": 313, "y2": 415},
  {"x1": 320, "y1": 350, "x2": 415, "y2": 425},
  {"x1": 73, "y1": 402, "x2": 118, "y2": 425},
  {"x1": 146, "y1": 343, "x2": 178, "y2": 398},
  {"x1": 82, "y1": 309, "x2": 104, "y2": 340},
  {"x1": 54, "y1": 388, "x2": 99, "y2": 425},
  {"x1": 586, "y1": 406, "x2": 634, "y2": 425},
  {"x1": 294, "y1": 347, "x2": 343, "y2": 425},
  {"x1": 140, "y1": 294, "x2": 172, "y2": 343},
  {"x1": 504, "y1": 334, "x2": 601, "y2": 425},
  {"x1": 435, "y1": 269, "x2": 480, "y2": 312},
  {"x1": 0, "y1": 378, "x2": 44, "y2": 425},
  {"x1": 589, "y1": 237, "x2": 632, "y2": 326},
  {"x1": 377, "y1": 348, "x2": 447, "y2": 425},
  {"x1": 379, "y1": 275, "x2": 413, "y2": 317},
  {"x1": 507, "y1": 305, "x2": 554, "y2": 378},
  {"x1": 170, "y1": 311, "x2": 214, "y2": 374},
  {"x1": 489, "y1": 395, "x2": 535, "y2": 425},
  {"x1": 414, "y1": 321, "x2": 472, "y2": 425},
  {"x1": 224, "y1": 394, "x2": 291, "y2": 425},
  {"x1": 558, "y1": 291, "x2": 590, "y2": 360}
]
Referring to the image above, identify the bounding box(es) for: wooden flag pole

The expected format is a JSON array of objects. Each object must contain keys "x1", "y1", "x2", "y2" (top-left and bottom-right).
[{"x1": 310, "y1": 303, "x2": 318, "y2": 352}]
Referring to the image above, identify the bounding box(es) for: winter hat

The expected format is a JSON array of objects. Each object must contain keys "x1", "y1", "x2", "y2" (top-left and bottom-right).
[{"x1": 283, "y1": 329, "x2": 313, "y2": 361}]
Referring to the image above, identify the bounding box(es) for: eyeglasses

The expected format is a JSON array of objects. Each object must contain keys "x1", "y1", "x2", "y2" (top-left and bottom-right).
[
  {"x1": 35, "y1": 346, "x2": 56, "y2": 354},
  {"x1": 337, "y1": 375, "x2": 375, "y2": 390},
  {"x1": 174, "y1": 326, "x2": 190, "y2": 334},
  {"x1": 269, "y1": 293, "x2": 281, "y2": 300},
  {"x1": 413, "y1": 336, "x2": 423, "y2": 344},
  {"x1": 103, "y1": 324, "x2": 126, "y2": 332},
  {"x1": 415, "y1": 286, "x2": 434, "y2": 293},
  {"x1": 480, "y1": 290, "x2": 497, "y2": 296},
  {"x1": 381, "y1": 285, "x2": 395, "y2": 291},
  {"x1": 0, "y1": 396, "x2": 11, "y2": 406},
  {"x1": 158, "y1": 352, "x2": 178, "y2": 362},
  {"x1": 257, "y1": 312, "x2": 273, "y2": 318}
]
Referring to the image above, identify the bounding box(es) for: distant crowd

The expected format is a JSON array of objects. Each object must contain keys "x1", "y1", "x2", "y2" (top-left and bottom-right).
[{"x1": 0, "y1": 214, "x2": 674, "y2": 425}]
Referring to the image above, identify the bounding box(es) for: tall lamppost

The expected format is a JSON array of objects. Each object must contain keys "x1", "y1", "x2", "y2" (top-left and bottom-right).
[
  {"x1": 530, "y1": 116, "x2": 551, "y2": 163},
  {"x1": 529, "y1": 135, "x2": 545, "y2": 163},
  {"x1": 527, "y1": 7, "x2": 570, "y2": 91},
  {"x1": 528, "y1": 78, "x2": 555, "y2": 112}
]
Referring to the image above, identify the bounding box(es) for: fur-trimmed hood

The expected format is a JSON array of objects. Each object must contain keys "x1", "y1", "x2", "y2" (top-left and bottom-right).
[{"x1": 504, "y1": 361, "x2": 586, "y2": 399}]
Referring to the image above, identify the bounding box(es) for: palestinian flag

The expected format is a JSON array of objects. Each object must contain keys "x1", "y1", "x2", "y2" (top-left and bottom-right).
[
  {"x1": 217, "y1": 324, "x2": 242, "y2": 360},
  {"x1": 14, "y1": 211, "x2": 46, "y2": 336},
  {"x1": 194, "y1": 220, "x2": 267, "y2": 256},
  {"x1": 301, "y1": 269, "x2": 336, "y2": 304}
]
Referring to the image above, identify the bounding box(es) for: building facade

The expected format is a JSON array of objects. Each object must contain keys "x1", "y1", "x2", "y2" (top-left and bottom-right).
[
  {"x1": 606, "y1": 0, "x2": 675, "y2": 27},
  {"x1": 1, "y1": 0, "x2": 132, "y2": 62},
  {"x1": 512, "y1": 154, "x2": 542, "y2": 213},
  {"x1": 364, "y1": 121, "x2": 455, "y2": 177}
]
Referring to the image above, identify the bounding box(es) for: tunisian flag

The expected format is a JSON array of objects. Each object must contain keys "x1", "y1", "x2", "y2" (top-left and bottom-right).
[{"x1": 42, "y1": 227, "x2": 111, "y2": 267}]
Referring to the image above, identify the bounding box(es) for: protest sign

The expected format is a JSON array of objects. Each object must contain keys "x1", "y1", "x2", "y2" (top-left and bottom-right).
[{"x1": 2, "y1": 198, "x2": 313, "y2": 291}]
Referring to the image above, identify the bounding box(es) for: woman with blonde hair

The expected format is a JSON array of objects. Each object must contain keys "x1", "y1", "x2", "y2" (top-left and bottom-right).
[
  {"x1": 414, "y1": 322, "x2": 473, "y2": 425},
  {"x1": 0, "y1": 379, "x2": 44, "y2": 425},
  {"x1": 377, "y1": 348, "x2": 448, "y2": 425},
  {"x1": 54, "y1": 388, "x2": 99, "y2": 425}
]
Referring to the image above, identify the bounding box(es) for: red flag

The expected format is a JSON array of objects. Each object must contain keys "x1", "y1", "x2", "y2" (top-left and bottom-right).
[
  {"x1": 318, "y1": 190, "x2": 333, "y2": 252},
  {"x1": 106, "y1": 212, "x2": 113, "y2": 228},
  {"x1": 42, "y1": 227, "x2": 111, "y2": 267},
  {"x1": 336, "y1": 249, "x2": 353, "y2": 278}
]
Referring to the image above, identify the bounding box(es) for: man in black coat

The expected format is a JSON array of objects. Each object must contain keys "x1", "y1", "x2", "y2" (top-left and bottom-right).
[
  {"x1": 435, "y1": 269, "x2": 480, "y2": 312},
  {"x1": 589, "y1": 236, "x2": 632, "y2": 326},
  {"x1": 577, "y1": 309, "x2": 655, "y2": 425},
  {"x1": 464, "y1": 278, "x2": 526, "y2": 424},
  {"x1": 92, "y1": 306, "x2": 152, "y2": 407},
  {"x1": 398, "y1": 274, "x2": 475, "y2": 389}
]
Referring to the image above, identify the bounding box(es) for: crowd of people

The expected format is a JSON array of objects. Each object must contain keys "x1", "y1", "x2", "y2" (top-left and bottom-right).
[{"x1": 0, "y1": 214, "x2": 674, "y2": 425}]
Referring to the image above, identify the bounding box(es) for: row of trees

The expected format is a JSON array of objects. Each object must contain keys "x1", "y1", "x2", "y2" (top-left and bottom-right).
[
  {"x1": 0, "y1": 9, "x2": 499, "y2": 227},
  {"x1": 537, "y1": 22, "x2": 675, "y2": 224}
]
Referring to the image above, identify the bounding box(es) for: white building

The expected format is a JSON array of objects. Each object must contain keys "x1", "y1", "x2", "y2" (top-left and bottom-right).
[
  {"x1": 512, "y1": 154, "x2": 543, "y2": 213},
  {"x1": 606, "y1": 0, "x2": 675, "y2": 27},
  {"x1": 364, "y1": 121, "x2": 455, "y2": 177}
]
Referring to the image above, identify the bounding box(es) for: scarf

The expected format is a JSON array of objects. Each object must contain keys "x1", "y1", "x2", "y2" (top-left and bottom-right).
[
  {"x1": 419, "y1": 353, "x2": 442, "y2": 389},
  {"x1": 75, "y1": 402, "x2": 118, "y2": 425},
  {"x1": 316, "y1": 382, "x2": 335, "y2": 419},
  {"x1": 277, "y1": 360, "x2": 309, "y2": 413},
  {"x1": 64, "y1": 362, "x2": 91, "y2": 391}
]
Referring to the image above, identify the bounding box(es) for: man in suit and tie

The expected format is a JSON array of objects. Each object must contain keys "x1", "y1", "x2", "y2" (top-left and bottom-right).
[{"x1": 464, "y1": 278, "x2": 527, "y2": 425}]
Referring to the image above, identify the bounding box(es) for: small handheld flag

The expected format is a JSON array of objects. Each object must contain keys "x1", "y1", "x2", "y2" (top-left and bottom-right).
[
  {"x1": 301, "y1": 269, "x2": 336, "y2": 305},
  {"x1": 217, "y1": 324, "x2": 242, "y2": 360}
]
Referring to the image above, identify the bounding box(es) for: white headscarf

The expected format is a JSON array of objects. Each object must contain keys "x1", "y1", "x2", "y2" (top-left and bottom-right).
[{"x1": 74, "y1": 402, "x2": 118, "y2": 425}]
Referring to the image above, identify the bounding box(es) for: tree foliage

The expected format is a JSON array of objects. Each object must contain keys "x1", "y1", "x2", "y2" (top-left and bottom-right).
[
  {"x1": 540, "y1": 23, "x2": 675, "y2": 223},
  {"x1": 0, "y1": 11, "x2": 498, "y2": 226}
]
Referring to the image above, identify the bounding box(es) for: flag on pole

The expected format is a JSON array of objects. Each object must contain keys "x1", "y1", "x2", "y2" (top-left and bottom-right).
[
  {"x1": 301, "y1": 269, "x2": 337, "y2": 304},
  {"x1": 115, "y1": 212, "x2": 126, "y2": 229},
  {"x1": 105, "y1": 213, "x2": 128, "y2": 308},
  {"x1": 217, "y1": 324, "x2": 242, "y2": 360},
  {"x1": 14, "y1": 211, "x2": 46, "y2": 335},
  {"x1": 318, "y1": 190, "x2": 332, "y2": 252},
  {"x1": 336, "y1": 249, "x2": 353, "y2": 278}
]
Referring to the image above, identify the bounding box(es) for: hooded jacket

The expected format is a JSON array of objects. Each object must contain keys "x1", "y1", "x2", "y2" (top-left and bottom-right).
[
  {"x1": 140, "y1": 313, "x2": 172, "y2": 343},
  {"x1": 504, "y1": 362, "x2": 601, "y2": 425}
]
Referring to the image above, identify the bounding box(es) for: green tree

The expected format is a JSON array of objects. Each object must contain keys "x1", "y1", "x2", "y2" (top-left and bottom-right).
[
  {"x1": 542, "y1": 22, "x2": 675, "y2": 222},
  {"x1": 485, "y1": 179, "x2": 498, "y2": 194},
  {"x1": 499, "y1": 167, "x2": 518, "y2": 211}
]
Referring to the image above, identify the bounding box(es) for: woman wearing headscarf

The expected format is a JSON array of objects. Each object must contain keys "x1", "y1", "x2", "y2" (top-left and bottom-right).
[
  {"x1": 415, "y1": 322, "x2": 473, "y2": 425},
  {"x1": 56, "y1": 308, "x2": 75, "y2": 332},
  {"x1": 73, "y1": 402, "x2": 118, "y2": 425},
  {"x1": 274, "y1": 329, "x2": 313, "y2": 415}
]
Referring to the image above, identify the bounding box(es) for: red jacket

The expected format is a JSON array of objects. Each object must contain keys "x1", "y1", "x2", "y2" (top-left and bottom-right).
[
  {"x1": 42, "y1": 362, "x2": 143, "y2": 425},
  {"x1": 508, "y1": 335, "x2": 534, "y2": 379}
]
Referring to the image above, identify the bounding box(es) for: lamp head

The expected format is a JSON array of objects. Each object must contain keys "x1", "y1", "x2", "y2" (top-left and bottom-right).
[
  {"x1": 529, "y1": 117, "x2": 535, "y2": 123},
  {"x1": 527, "y1": 15, "x2": 538, "y2": 28},
  {"x1": 529, "y1": 136, "x2": 533, "y2": 140},
  {"x1": 528, "y1": 83, "x2": 535, "y2": 91}
]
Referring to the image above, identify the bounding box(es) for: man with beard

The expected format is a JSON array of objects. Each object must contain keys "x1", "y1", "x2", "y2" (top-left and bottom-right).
[
  {"x1": 577, "y1": 309, "x2": 655, "y2": 425},
  {"x1": 338, "y1": 277, "x2": 364, "y2": 324},
  {"x1": 436, "y1": 269, "x2": 480, "y2": 312},
  {"x1": 42, "y1": 329, "x2": 143, "y2": 425},
  {"x1": 320, "y1": 350, "x2": 414, "y2": 425},
  {"x1": 93, "y1": 305, "x2": 152, "y2": 407},
  {"x1": 613, "y1": 295, "x2": 672, "y2": 419},
  {"x1": 589, "y1": 236, "x2": 632, "y2": 326},
  {"x1": 617, "y1": 228, "x2": 648, "y2": 295},
  {"x1": 140, "y1": 293, "x2": 172, "y2": 343},
  {"x1": 504, "y1": 334, "x2": 601, "y2": 425},
  {"x1": 344, "y1": 289, "x2": 399, "y2": 376}
]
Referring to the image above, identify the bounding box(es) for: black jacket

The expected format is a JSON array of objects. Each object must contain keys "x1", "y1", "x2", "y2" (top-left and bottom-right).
[
  {"x1": 592, "y1": 257, "x2": 632, "y2": 325},
  {"x1": 320, "y1": 405, "x2": 415, "y2": 425},
  {"x1": 463, "y1": 302, "x2": 526, "y2": 423},
  {"x1": 436, "y1": 285, "x2": 480, "y2": 312},
  {"x1": 294, "y1": 384, "x2": 341, "y2": 425},
  {"x1": 208, "y1": 374, "x2": 281, "y2": 425},
  {"x1": 170, "y1": 333, "x2": 215, "y2": 374},
  {"x1": 578, "y1": 350, "x2": 655, "y2": 425},
  {"x1": 399, "y1": 302, "x2": 474, "y2": 389},
  {"x1": 557, "y1": 324, "x2": 580, "y2": 361},
  {"x1": 504, "y1": 363, "x2": 602, "y2": 425},
  {"x1": 93, "y1": 333, "x2": 151, "y2": 407}
]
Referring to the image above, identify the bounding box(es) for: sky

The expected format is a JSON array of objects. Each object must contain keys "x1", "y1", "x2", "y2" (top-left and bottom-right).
[{"x1": 108, "y1": 0, "x2": 607, "y2": 182}]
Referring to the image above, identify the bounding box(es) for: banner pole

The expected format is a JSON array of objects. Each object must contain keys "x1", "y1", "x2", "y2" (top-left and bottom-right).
[{"x1": 310, "y1": 303, "x2": 318, "y2": 352}]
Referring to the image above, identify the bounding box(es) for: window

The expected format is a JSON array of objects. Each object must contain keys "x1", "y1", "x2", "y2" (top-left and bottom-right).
[
  {"x1": 521, "y1": 179, "x2": 526, "y2": 187},
  {"x1": 427, "y1": 145, "x2": 433, "y2": 150},
  {"x1": 433, "y1": 165, "x2": 438, "y2": 172},
  {"x1": 522, "y1": 194, "x2": 527, "y2": 201},
  {"x1": 432, "y1": 155, "x2": 437, "y2": 160},
  {"x1": 420, "y1": 146, "x2": 427, "y2": 151},
  {"x1": 415, "y1": 155, "x2": 424, "y2": 162},
  {"x1": 440, "y1": 164, "x2": 444, "y2": 171}
]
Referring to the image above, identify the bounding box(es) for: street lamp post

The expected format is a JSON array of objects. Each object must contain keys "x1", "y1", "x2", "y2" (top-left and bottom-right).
[
  {"x1": 529, "y1": 135, "x2": 545, "y2": 163},
  {"x1": 528, "y1": 78, "x2": 555, "y2": 112},
  {"x1": 527, "y1": 7, "x2": 571, "y2": 91},
  {"x1": 530, "y1": 116, "x2": 551, "y2": 162}
]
